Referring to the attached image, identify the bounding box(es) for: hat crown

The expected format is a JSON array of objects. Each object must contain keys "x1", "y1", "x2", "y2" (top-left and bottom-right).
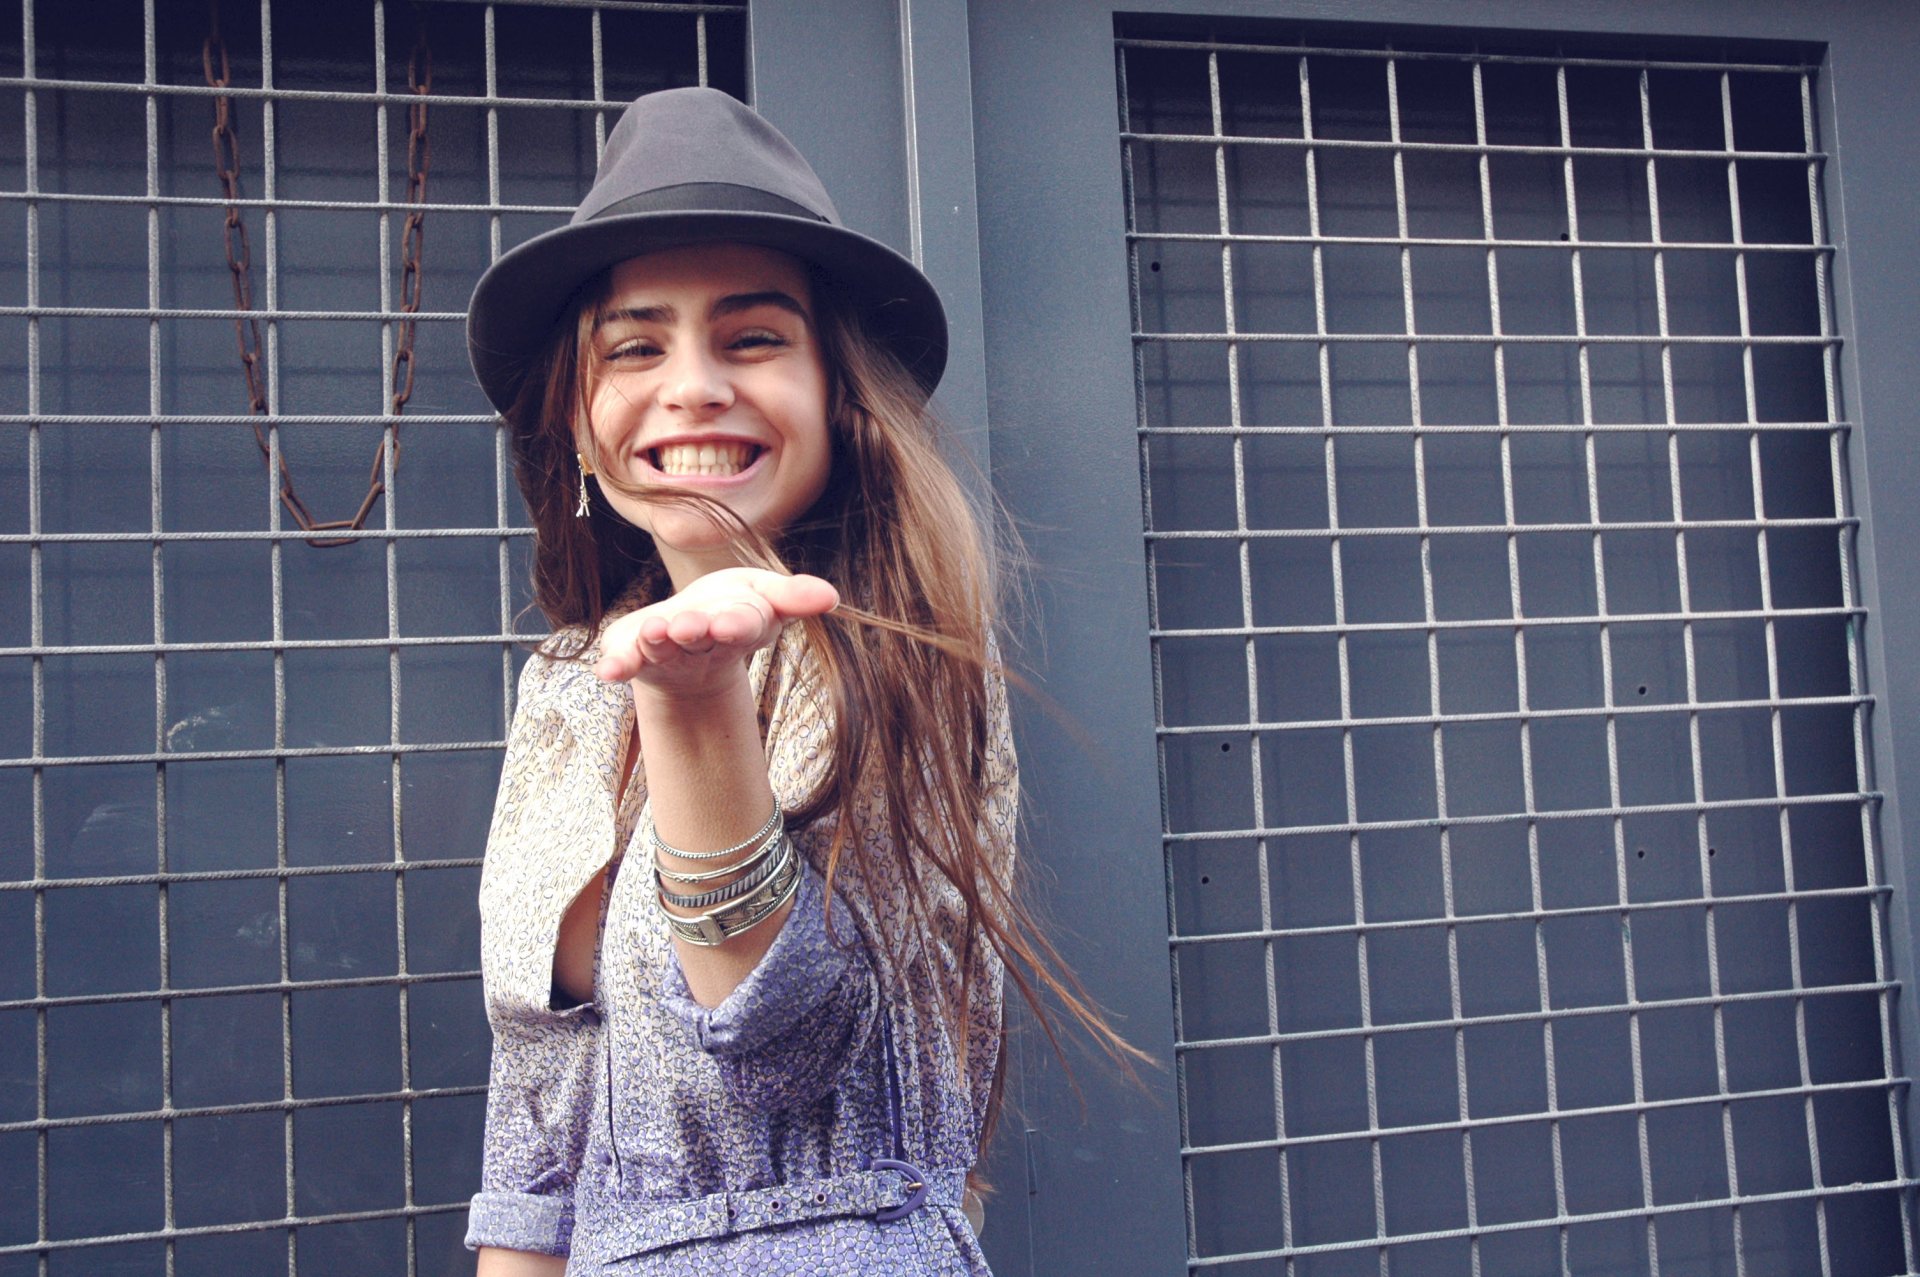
[
  {"x1": 467, "y1": 87, "x2": 947, "y2": 412},
  {"x1": 574, "y1": 87, "x2": 842, "y2": 228}
]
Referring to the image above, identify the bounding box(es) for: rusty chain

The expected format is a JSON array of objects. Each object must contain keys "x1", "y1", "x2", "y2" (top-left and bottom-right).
[{"x1": 204, "y1": 3, "x2": 432, "y2": 547}]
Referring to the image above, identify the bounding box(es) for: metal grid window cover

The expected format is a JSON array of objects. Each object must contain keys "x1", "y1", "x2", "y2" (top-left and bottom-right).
[
  {"x1": 0, "y1": 2, "x2": 745, "y2": 1273},
  {"x1": 1119, "y1": 21, "x2": 1915, "y2": 1277}
]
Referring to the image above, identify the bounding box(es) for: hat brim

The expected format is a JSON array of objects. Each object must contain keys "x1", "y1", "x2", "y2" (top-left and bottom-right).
[{"x1": 466, "y1": 209, "x2": 948, "y2": 415}]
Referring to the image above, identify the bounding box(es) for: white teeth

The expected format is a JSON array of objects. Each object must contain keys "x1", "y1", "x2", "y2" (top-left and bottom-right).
[{"x1": 654, "y1": 442, "x2": 754, "y2": 476}]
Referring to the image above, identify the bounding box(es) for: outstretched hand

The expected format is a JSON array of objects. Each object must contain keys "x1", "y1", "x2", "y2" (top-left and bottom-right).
[{"x1": 593, "y1": 568, "x2": 839, "y2": 697}]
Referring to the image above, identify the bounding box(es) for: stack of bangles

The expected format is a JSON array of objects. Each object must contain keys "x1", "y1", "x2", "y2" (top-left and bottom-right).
[{"x1": 646, "y1": 800, "x2": 800, "y2": 947}]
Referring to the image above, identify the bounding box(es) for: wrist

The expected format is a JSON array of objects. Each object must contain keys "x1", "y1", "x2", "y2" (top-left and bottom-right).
[{"x1": 627, "y1": 663, "x2": 754, "y2": 722}]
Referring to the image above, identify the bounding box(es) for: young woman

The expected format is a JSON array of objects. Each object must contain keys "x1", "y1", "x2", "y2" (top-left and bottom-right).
[{"x1": 460, "y1": 89, "x2": 1126, "y2": 1274}]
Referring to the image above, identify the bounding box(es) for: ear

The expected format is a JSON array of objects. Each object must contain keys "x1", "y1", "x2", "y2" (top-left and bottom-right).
[{"x1": 571, "y1": 397, "x2": 602, "y2": 474}]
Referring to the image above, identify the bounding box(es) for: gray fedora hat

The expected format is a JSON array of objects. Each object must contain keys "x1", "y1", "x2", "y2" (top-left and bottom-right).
[{"x1": 466, "y1": 87, "x2": 948, "y2": 414}]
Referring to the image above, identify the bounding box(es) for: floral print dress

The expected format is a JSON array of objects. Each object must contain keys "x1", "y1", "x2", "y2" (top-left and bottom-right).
[{"x1": 464, "y1": 617, "x2": 1014, "y2": 1274}]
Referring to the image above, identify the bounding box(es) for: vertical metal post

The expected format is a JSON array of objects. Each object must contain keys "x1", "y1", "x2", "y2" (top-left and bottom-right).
[
  {"x1": 22, "y1": 0, "x2": 46, "y2": 1272},
  {"x1": 142, "y1": 2, "x2": 175, "y2": 1273}
]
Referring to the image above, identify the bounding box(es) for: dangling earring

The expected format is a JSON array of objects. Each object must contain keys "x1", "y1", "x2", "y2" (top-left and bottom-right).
[{"x1": 575, "y1": 451, "x2": 593, "y2": 518}]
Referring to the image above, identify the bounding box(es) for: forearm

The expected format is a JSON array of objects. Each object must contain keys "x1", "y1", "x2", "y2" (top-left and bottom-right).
[
  {"x1": 475, "y1": 1246, "x2": 566, "y2": 1277},
  {"x1": 632, "y1": 674, "x2": 792, "y2": 1008}
]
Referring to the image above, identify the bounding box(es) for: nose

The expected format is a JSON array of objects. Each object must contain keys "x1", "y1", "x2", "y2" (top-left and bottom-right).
[{"x1": 659, "y1": 343, "x2": 734, "y2": 417}]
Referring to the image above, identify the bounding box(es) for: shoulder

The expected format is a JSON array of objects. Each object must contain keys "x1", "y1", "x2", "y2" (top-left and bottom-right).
[{"x1": 510, "y1": 629, "x2": 606, "y2": 714}]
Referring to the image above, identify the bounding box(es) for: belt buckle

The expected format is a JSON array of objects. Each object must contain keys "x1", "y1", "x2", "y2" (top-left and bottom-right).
[{"x1": 869, "y1": 1157, "x2": 929, "y2": 1223}]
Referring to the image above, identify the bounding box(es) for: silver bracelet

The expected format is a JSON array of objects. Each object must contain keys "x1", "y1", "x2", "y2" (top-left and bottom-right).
[
  {"x1": 643, "y1": 799, "x2": 782, "y2": 863},
  {"x1": 656, "y1": 834, "x2": 791, "y2": 909},
  {"x1": 653, "y1": 820, "x2": 785, "y2": 886},
  {"x1": 658, "y1": 849, "x2": 802, "y2": 947}
]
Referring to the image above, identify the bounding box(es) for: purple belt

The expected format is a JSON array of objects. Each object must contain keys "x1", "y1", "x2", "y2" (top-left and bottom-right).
[{"x1": 587, "y1": 1162, "x2": 967, "y2": 1262}]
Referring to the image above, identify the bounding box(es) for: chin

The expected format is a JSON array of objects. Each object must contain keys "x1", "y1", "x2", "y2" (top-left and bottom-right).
[{"x1": 660, "y1": 514, "x2": 749, "y2": 544}]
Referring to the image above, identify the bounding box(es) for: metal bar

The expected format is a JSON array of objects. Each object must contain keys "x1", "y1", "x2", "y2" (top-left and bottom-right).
[
  {"x1": 1160, "y1": 789, "x2": 1877, "y2": 843},
  {"x1": 19, "y1": 305, "x2": 1847, "y2": 334},
  {"x1": 1557, "y1": 60, "x2": 1662, "y2": 1271},
  {"x1": 0, "y1": 1082, "x2": 488, "y2": 1136},
  {"x1": 21, "y1": 0, "x2": 52, "y2": 1268},
  {"x1": 1139, "y1": 420, "x2": 1851, "y2": 435},
  {"x1": 590, "y1": 5, "x2": 607, "y2": 154},
  {"x1": 0, "y1": 515, "x2": 1870, "y2": 545},
  {"x1": 1155, "y1": 690, "x2": 1874, "y2": 735},
  {"x1": 368, "y1": 9, "x2": 417, "y2": 1268},
  {"x1": 1170, "y1": 882, "x2": 1892, "y2": 947},
  {"x1": 0, "y1": 189, "x2": 574, "y2": 214},
  {"x1": 1130, "y1": 229, "x2": 1832, "y2": 253},
  {"x1": 0, "y1": 1200, "x2": 477, "y2": 1259},
  {"x1": 1137, "y1": 329, "x2": 1840, "y2": 346},
  {"x1": 0, "y1": 412, "x2": 502, "y2": 422},
  {"x1": 1668, "y1": 67, "x2": 1746, "y2": 1275},
  {"x1": 1474, "y1": 51, "x2": 1576, "y2": 1272},
  {"x1": 0, "y1": 527, "x2": 532, "y2": 544},
  {"x1": 141, "y1": 2, "x2": 176, "y2": 1268},
  {"x1": 0, "y1": 74, "x2": 714, "y2": 110},
  {"x1": 1184, "y1": 1179, "x2": 1920, "y2": 1269},
  {"x1": 2, "y1": 740, "x2": 508, "y2": 768},
  {"x1": 1121, "y1": 128, "x2": 1828, "y2": 164},
  {"x1": 1389, "y1": 49, "x2": 1481, "y2": 1263},
  {"x1": 1114, "y1": 35, "x2": 1818, "y2": 76},
  {"x1": 1297, "y1": 49, "x2": 1397, "y2": 1272},
  {"x1": 0, "y1": 412, "x2": 1851, "y2": 431},
  {"x1": 2, "y1": 858, "x2": 484, "y2": 892},
  {"x1": 0, "y1": 304, "x2": 468, "y2": 319},
  {"x1": 0, "y1": 633, "x2": 544, "y2": 657},
  {"x1": 1209, "y1": 45, "x2": 1297, "y2": 1272},
  {"x1": 0, "y1": 964, "x2": 476, "y2": 1015},
  {"x1": 1177, "y1": 977, "x2": 1900, "y2": 1052},
  {"x1": 1153, "y1": 603, "x2": 1864, "y2": 639},
  {"x1": 1181, "y1": 1074, "x2": 1913, "y2": 1158},
  {"x1": 1146, "y1": 515, "x2": 1857, "y2": 538}
]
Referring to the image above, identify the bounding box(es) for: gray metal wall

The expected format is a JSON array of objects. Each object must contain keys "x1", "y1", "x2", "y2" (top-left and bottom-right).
[
  {"x1": 0, "y1": 2, "x2": 743, "y2": 1272},
  {"x1": 968, "y1": 0, "x2": 1920, "y2": 1274}
]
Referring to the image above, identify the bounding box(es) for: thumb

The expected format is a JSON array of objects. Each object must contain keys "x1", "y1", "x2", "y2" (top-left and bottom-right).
[{"x1": 750, "y1": 572, "x2": 840, "y2": 620}]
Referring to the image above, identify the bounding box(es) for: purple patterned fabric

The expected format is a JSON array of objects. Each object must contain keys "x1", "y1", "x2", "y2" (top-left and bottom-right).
[{"x1": 466, "y1": 619, "x2": 1014, "y2": 1274}]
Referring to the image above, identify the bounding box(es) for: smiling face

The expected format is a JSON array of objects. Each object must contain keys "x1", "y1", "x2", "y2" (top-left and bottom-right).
[{"x1": 583, "y1": 242, "x2": 833, "y2": 588}]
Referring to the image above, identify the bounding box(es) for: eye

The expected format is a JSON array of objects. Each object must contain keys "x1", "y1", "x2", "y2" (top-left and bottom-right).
[
  {"x1": 604, "y1": 337, "x2": 661, "y2": 362},
  {"x1": 728, "y1": 329, "x2": 789, "y2": 352}
]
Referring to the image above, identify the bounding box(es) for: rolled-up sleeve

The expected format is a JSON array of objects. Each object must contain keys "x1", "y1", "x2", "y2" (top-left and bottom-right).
[
  {"x1": 466, "y1": 1003, "x2": 601, "y2": 1254},
  {"x1": 658, "y1": 859, "x2": 880, "y2": 1113},
  {"x1": 466, "y1": 651, "x2": 611, "y2": 1255}
]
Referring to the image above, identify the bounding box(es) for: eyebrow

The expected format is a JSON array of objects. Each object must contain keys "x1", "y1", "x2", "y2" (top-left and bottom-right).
[{"x1": 595, "y1": 289, "x2": 810, "y2": 330}]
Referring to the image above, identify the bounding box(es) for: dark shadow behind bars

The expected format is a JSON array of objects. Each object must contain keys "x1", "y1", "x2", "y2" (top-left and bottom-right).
[
  {"x1": 0, "y1": 2, "x2": 745, "y2": 1273},
  {"x1": 1121, "y1": 20, "x2": 1916, "y2": 1277}
]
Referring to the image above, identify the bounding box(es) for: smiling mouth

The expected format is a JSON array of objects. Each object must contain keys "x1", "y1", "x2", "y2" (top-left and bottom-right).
[{"x1": 649, "y1": 441, "x2": 763, "y2": 477}]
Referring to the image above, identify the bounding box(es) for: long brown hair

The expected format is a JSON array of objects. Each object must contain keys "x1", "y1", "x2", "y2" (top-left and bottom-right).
[{"x1": 503, "y1": 262, "x2": 1143, "y2": 1168}]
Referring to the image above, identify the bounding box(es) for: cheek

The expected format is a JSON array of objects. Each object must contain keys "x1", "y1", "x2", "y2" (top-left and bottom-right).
[
  {"x1": 799, "y1": 410, "x2": 835, "y2": 498},
  {"x1": 584, "y1": 383, "x2": 639, "y2": 459}
]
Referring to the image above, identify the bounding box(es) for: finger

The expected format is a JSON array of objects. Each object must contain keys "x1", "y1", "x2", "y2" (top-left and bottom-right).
[
  {"x1": 593, "y1": 613, "x2": 649, "y2": 681},
  {"x1": 663, "y1": 608, "x2": 718, "y2": 653},
  {"x1": 748, "y1": 572, "x2": 840, "y2": 620},
  {"x1": 707, "y1": 597, "x2": 778, "y2": 646}
]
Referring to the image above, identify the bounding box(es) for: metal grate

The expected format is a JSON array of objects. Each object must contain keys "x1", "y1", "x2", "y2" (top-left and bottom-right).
[
  {"x1": 1120, "y1": 23, "x2": 1917, "y2": 1277},
  {"x1": 0, "y1": 1, "x2": 743, "y2": 1272}
]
